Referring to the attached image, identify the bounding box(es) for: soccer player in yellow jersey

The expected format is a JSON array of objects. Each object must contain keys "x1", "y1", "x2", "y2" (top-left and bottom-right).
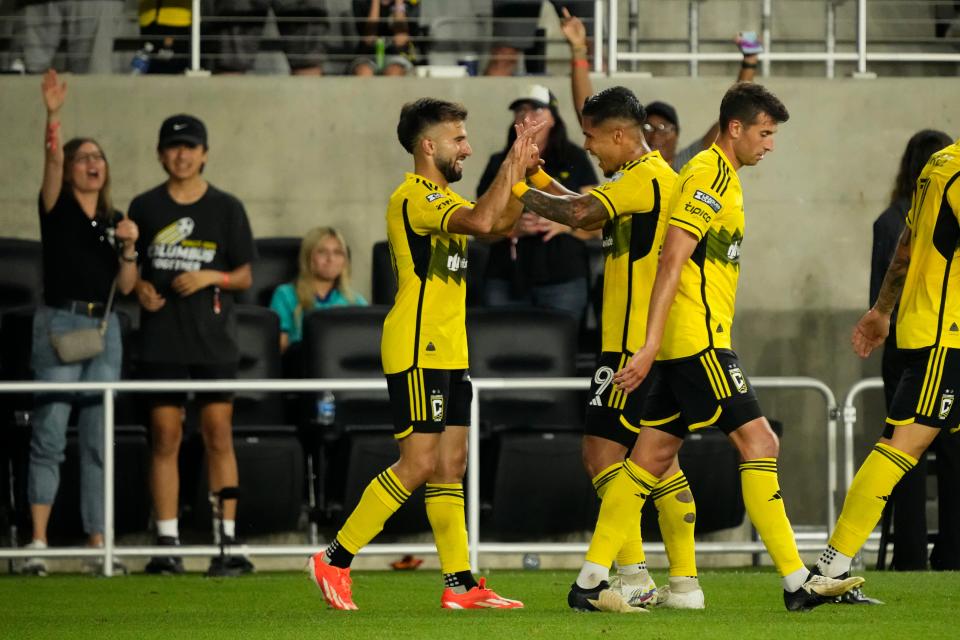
[
  {"x1": 816, "y1": 140, "x2": 960, "y2": 587},
  {"x1": 513, "y1": 86, "x2": 701, "y2": 611},
  {"x1": 308, "y1": 98, "x2": 542, "y2": 611},
  {"x1": 569, "y1": 82, "x2": 863, "y2": 613}
]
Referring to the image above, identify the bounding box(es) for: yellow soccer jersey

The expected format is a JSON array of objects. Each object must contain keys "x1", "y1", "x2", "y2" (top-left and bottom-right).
[
  {"x1": 589, "y1": 151, "x2": 677, "y2": 353},
  {"x1": 381, "y1": 173, "x2": 471, "y2": 374},
  {"x1": 896, "y1": 141, "x2": 960, "y2": 350},
  {"x1": 659, "y1": 144, "x2": 744, "y2": 361}
]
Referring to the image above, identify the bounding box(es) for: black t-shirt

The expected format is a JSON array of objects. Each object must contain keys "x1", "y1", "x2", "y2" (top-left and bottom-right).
[
  {"x1": 38, "y1": 189, "x2": 121, "y2": 305},
  {"x1": 130, "y1": 183, "x2": 256, "y2": 365},
  {"x1": 477, "y1": 141, "x2": 599, "y2": 287}
]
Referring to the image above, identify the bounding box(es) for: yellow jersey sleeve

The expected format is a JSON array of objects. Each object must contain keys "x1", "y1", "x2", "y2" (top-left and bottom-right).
[
  {"x1": 405, "y1": 186, "x2": 468, "y2": 235},
  {"x1": 668, "y1": 168, "x2": 729, "y2": 241},
  {"x1": 588, "y1": 161, "x2": 658, "y2": 220}
]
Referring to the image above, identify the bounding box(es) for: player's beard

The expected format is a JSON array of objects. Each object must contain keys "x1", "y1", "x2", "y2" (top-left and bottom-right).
[{"x1": 435, "y1": 153, "x2": 463, "y2": 184}]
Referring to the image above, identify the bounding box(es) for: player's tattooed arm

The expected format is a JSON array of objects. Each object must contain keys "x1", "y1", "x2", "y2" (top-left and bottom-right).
[
  {"x1": 518, "y1": 190, "x2": 608, "y2": 229},
  {"x1": 874, "y1": 225, "x2": 912, "y2": 315}
]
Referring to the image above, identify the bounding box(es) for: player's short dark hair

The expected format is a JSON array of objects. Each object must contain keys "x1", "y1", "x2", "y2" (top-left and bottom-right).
[
  {"x1": 581, "y1": 86, "x2": 647, "y2": 127},
  {"x1": 397, "y1": 98, "x2": 468, "y2": 154},
  {"x1": 719, "y1": 82, "x2": 789, "y2": 131}
]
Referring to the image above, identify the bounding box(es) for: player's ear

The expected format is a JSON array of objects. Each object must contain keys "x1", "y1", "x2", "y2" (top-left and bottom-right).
[
  {"x1": 420, "y1": 136, "x2": 435, "y2": 157},
  {"x1": 728, "y1": 119, "x2": 743, "y2": 139}
]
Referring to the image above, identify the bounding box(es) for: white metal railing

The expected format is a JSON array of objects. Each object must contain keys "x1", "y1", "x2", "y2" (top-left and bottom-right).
[
  {"x1": 0, "y1": 375, "x2": 839, "y2": 576},
  {"x1": 606, "y1": 0, "x2": 960, "y2": 78},
  {"x1": 841, "y1": 377, "x2": 884, "y2": 495}
]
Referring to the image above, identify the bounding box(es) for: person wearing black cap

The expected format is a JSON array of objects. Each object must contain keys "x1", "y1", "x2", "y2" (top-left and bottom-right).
[
  {"x1": 129, "y1": 113, "x2": 257, "y2": 576},
  {"x1": 561, "y1": 8, "x2": 761, "y2": 170},
  {"x1": 476, "y1": 83, "x2": 598, "y2": 322}
]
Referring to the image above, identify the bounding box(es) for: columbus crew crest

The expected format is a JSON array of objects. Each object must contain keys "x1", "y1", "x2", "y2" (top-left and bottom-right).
[
  {"x1": 431, "y1": 393, "x2": 445, "y2": 422},
  {"x1": 939, "y1": 390, "x2": 955, "y2": 421},
  {"x1": 728, "y1": 365, "x2": 748, "y2": 394}
]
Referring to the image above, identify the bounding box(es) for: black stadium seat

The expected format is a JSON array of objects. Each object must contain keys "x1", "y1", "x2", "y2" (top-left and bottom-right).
[
  {"x1": 0, "y1": 238, "x2": 43, "y2": 310},
  {"x1": 236, "y1": 237, "x2": 300, "y2": 307}
]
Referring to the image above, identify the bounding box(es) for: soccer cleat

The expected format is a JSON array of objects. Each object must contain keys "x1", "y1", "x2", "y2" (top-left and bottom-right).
[
  {"x1": 784, "y1": 573, "x2": 865, "y2": 612},
  {"x1": 308, "y1": 553, "x2": 357, "y2": 610},
  {"x1": 656, "y1": 577, "x2": 706, "y2": 609},
  {"x1": 568, "y1": 581, "x2": 647, "y2": 613},
  {"x1": 391, "y1": 554, "x2": 424, "y2": 570},
  {"x1": 144, "y1": 536, "x2": 185, "y2": 575},
  {"x1": 609, "y1": 570, "x2": 658, "y2": 607},
  {"x1": 21, "y1": 541, "x2": 48, "y2": 577},
  {"x1": 441, "y1": 577, "x2": 524, "y2": 609},
  {"x1": 207, "y1": 536, "x2": 255, "y2": 577},
  {"x1": 832, "y1": 572, "x2": 883, "y2": 605}
]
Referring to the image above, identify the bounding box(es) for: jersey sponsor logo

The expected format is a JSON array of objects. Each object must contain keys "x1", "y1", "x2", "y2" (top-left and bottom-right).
[
  {"x1": 427, "y1": 239, "x2": 468, "y2": 283},
  {"x1": 601, "y1": 216, "x2": 632, "y2": 259},
  {"x1": 727, "y1": 365, "x2": 748, "y2": 394},
  {"x1": 683, "y1": 202, "x2": 712, "y2": 223},
  {"x1": 430, "y1": 393, "x2": 445, "y2": 422},
  {"x1": 426, "y1": 192, "x2": 444, "y2": 203},
  {"x1": 726, "y1": 239, "x2": 741, "y2": 262},
  {"x1": 939, "y1": 391, "x2": 955, "y2": 420},
  {"x1": 705, "y1": 227, "x2": 743, "y2": 268},
  {"x1": 693, "y1": 190, "x2": 722, "y2": 213}
]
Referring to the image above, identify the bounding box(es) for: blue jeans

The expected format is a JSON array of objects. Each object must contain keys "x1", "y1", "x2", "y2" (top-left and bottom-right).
[
  {"x1": 28, "y1": 307, "x2": 122, "y2": 536},
  {"x1": 483, "y1": 277, "x2": 589, "y2": 322}
]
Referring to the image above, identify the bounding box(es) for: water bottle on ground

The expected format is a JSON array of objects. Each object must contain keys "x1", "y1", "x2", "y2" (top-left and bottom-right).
[
  {"x1": 130, "y1": 42, "x2": 154, "y2": 75},
  {"x1": 317, "y1": 390, "x2": 336, "y2": 426}
]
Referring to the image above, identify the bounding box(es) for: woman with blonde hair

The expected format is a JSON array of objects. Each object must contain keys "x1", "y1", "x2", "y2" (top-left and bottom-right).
[{"x1": 270, "y1": 227, "x2": 368, "y2": 353}]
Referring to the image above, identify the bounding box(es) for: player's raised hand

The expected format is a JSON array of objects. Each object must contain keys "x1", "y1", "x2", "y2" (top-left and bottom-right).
[
  {"x1": 614, "y1": 345, "x2": 656, "y2": 393},
  {"x1": 560, "y1": 8, "x2": 587, "y2": 50},
  {"x1": 41, "y1": 69, "x2": 66, "y2": 114},
  {"x1": 851, "y1": 308, "x2": 890, "y2": 359},
  {"x1": 514, "y1": 118, "x2": 546, "y2": 175}
]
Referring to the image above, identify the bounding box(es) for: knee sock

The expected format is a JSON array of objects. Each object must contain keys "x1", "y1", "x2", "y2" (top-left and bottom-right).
[
  {"x1": 581, "y1": 459, "x2": 658, "y2": 587},
  {"x1": 592, "y1": 462, "x2": 646, "y2": 572},
  {"x1": 818, "y1": 443, "x2": 917, "y2": 578},
  {"x1": 328, "y1": 468, "x2": 411, "y2": 568},
  {"x1": 739, "y1": 458, "x2": 806, "y2": 580},
  {"x1": 425, "y1": 483, "x2": 476, "y2": 592},
  {"x1": 652, "y1": 470, "x2": 698, "y2": 577}
]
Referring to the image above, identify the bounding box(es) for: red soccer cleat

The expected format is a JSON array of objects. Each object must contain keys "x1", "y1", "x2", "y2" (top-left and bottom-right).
[
  {"x1": 440, "y1": 577, "x2": 524, "y2": 609},
  {"x1": 308, "y1": 553, "x2": 358, "y2": 610}
]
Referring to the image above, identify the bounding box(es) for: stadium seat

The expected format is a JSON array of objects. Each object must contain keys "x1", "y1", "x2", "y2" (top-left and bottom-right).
[
  {"x1": 233, "y1": 304, "x2": 285, "y2": 426},
  {"x1": 0, "y1": 239, "x2": 43, "y2": 311},
  {"x1": 466, "y1": 306, "x2": 580, "y2": 430},
  {"x1": 489, "y1": 431, "x2": 597, "y2": 538},
  {"x1": 235, "y1": 237, "x2": 300, "y2": 307},
  {"x1": 370, "y1": 240, "x2": 490, "y2": 307}
]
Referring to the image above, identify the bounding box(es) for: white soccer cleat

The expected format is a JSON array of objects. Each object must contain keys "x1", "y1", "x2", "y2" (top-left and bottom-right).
[
  {"x1": 609, "y1": 570, "x2": 658, "y2": 607},
  {"x1": 656, "y1": 577, "x2": 705, "y2": 609}
]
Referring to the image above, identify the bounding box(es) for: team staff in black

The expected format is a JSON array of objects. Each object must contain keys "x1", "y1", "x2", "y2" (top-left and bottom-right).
[{"x1": 130, "y1": 114, "x2": 256, "y2": 575}]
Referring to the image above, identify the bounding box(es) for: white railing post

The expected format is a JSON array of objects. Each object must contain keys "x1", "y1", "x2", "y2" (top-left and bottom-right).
[
  {"x1": 825, "y1": 0, "x2": 836, "y2": 79},
  {"x1": 688, "y1": 0, "x2": 699, "y2": 77},
  {"x1": 761, "y1": 0, "x2": 772, "y2": 77},
  {"x1": 102, "y1": 387, "x2": 114, "y2": 577},
  {"x1": 467, "y1": 383, "x2": 481, "y2": 572},
  {"x1": 593, "y1": 0, "x2": 604, "y2": 74},
  {"x1": 191, "y1": 0, "x2": 202, "y2": 72},
  {"x1": 607, "y1": 0, "x2": 618, "y2": 75}
]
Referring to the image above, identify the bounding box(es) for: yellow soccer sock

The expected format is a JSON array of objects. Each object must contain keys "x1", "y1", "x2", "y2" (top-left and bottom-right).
[
  {"x1": 585, "y1": 459, "x2": 658, "y2": 568},
  {"x1": 592, "y1": 462, "x2": 646, "y2": 569},
  {"x1": 828, "y1": 443, "x2": 917, "y2": 557},
  {"x1": 337, "y1": 468, "x2": 411, "y2": 554},
  {"x1": 425, "y1": 483, "x2": 471, "y2": 575},
  {"x1": 739, "y1": 458, "x2": 805, "y2": 577},
  {"x1": 652, "y1": 470, "x2": 698, "y2": 577}
]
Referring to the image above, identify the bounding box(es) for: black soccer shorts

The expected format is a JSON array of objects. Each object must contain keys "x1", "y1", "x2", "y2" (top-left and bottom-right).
[
  {"x1": 640, "y1": 348, "x2": 764, "y2": 437},
  {"x1": 385, "y1": 367, "x2": 473, "y2": 439},
  {"x1": 584, "y1": 351, "x2": 655, "y2": 449},
  {"x1": 883, "y1": 346, "x2": 960, "y2": 437}
]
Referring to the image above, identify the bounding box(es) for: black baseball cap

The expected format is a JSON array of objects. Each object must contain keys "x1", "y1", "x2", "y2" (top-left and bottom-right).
[
  {"x1": 158, "y1": 114, "x2": 208, "y2": 149},
  {"x1": 645, "y1": 101, "x2": 680, "y2": 130}
]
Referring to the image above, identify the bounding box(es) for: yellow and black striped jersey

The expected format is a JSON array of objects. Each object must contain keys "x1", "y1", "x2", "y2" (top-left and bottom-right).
[
  {"x1": 588, "y1": 151, "x2": 677, "y2": 353},
  {"x1": 896, "y1": 140, "x2": 960, "y2": 350},
  {"x1": 381, "y1": 173, "x2": 471, "y2": 374},
  {"x1": 659, "y1": 144, "x2": 744, "y2": 361}
]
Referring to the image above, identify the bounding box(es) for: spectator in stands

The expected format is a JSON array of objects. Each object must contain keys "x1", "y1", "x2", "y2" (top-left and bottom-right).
[
  {"x1": 130, "y1": 114, "x2": 256, "y2": 575},
  {"x1": 269, "y1": 226, "x2": 368, "y2": 356},
  {"x1": 485, "y1": 0, "x2": 594, "y2": 76},
  {"x1": 562, "y1": 8, "x2": 762, "y2": 170},
  {"x1": 208, "y1": 0, "x2": 330, "y2": 75},
  {"x1": 138, "y1": 0, "x2": 191, "y2": 74},
  {"x1": 477, "y1": 83, "x2": 597, "y2": 322},
  {"x1": 17, "y1": 0, "x2": 124, "y2": 73},
  {"x1": 22, "y1": 70, "x2": 139, "y2": 576},
  {"x1": 871, "y1": 128, "x2": 960, "y2": 571},
  {"x1": 349, "y1": 0, "x2": 419, "y2": 76}
]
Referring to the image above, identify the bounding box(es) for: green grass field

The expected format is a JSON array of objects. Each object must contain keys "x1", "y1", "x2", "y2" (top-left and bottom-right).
[{"x1": 0, "y1": 569, "x2": 956, "y2": 640}]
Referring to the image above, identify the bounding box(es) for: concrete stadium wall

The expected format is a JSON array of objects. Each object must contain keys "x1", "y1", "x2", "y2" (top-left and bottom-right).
[{"x1": 1, "y1": 75, "x2": 957, "y2": 524}]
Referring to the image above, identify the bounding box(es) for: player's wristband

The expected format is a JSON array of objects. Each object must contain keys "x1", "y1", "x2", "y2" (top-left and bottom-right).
[
  {"x1": 529, "y1": 168, "x2": 553, "y2": 189},
  {"x1": 221, "y1": 272, "x2": 230, "y2": 287},
  {"x1": 511, "y1": 181, "x2": 530, "y2": 200}
]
